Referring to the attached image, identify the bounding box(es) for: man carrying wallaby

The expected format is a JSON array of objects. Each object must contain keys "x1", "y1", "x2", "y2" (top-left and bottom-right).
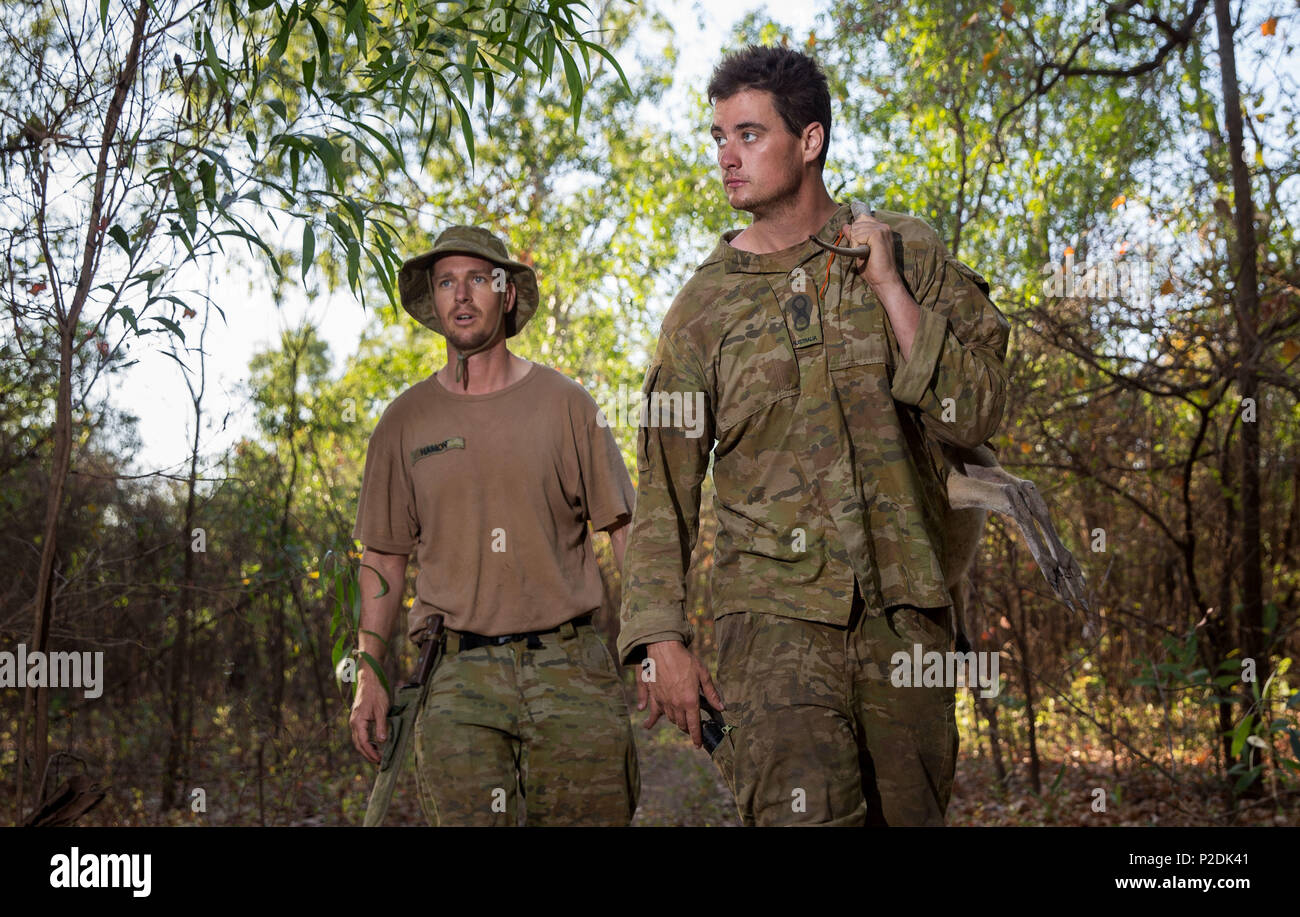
[
  {"x1": 618, "y1": 46, "x2": 1011, "y2": 826},
  {"x1": 350, "y1": 225, "x2": 639, "y2": 826}
]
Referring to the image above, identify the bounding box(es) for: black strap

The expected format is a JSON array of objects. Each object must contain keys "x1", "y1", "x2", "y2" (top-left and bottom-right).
[{"x1": 454, "y1": 614, "x2": 593, "y2": 652}]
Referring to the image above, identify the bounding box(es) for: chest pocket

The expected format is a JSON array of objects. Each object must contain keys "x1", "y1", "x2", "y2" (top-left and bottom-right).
[
  {"x1": 715, "y1": 304, "x2": 799, "y2": 436},
  {"x1": 826, "y1": 275, "x2": 894, "y2": 372},
  {"x1": 825, "y1": 232, "x2": 908, "y2": 373}
]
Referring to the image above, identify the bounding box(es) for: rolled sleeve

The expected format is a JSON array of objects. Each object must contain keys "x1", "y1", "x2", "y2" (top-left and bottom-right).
[
  {"x1": 889, "y1": 305, "x2": 948, "y2": 406},
  {"x1": 893, "y1": 238, "x2": 1011, "y2": 450}
]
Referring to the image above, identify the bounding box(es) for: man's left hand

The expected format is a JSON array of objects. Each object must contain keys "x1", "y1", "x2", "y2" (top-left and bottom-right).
[{"x1": 845, "y1": 211, "x2": 903, "y2": 293}]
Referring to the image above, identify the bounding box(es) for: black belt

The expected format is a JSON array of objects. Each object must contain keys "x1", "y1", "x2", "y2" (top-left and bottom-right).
[{"x1": 453, "y1": 614, "x2": 593, "y2": 652}]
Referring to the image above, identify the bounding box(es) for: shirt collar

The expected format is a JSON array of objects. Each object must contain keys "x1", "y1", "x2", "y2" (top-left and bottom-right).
[{"x1": 699, "y1": 203, "x2": 855, "y2": 275}]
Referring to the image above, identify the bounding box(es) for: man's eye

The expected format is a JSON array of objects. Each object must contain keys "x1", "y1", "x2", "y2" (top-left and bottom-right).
[
  {"x1": 712, "y1": 135, "x2": 725, "y2": 147},
  {"x1": 742, "y1": 131, "x2": 757, "y2": 142},
  {"x1": 471, "y1": 275, "x2": 486, "y2": 284}
]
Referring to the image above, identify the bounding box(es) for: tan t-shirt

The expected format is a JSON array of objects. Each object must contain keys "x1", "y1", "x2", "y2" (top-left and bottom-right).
[{"x1": 353, "y1": 361, "x2": 634, "y2": 639}]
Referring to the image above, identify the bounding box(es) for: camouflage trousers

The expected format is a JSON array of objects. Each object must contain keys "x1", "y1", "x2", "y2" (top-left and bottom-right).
[
  {"x1": 413, "y1": 618, "x2": 639, "y2": 826},
  {"x1": 710, "y1": 588, "x2": 958, "y2": 826}
]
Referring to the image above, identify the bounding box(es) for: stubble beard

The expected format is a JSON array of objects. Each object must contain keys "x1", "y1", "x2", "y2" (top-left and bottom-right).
[
  {"x1": 444, "y1": 321, "x2": 499, "y2": 354},
  {"x1": 440, "y1": 296, "x2": 506, "y2": 353},
  {"x1": 727, "y1": 161, "x2": 804, "y2": 220}
]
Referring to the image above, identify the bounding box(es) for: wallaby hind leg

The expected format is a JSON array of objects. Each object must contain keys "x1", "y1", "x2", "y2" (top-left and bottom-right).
[
  {"x1": 941, "y1": 505, "x2": 986, "y2": 655},
  {"x1": 951, "y1": 575, "x2": 973, "y2": 655}
]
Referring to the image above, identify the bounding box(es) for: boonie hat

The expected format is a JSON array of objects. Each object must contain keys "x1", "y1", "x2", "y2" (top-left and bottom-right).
[{"x1": 397, "y1": 225, "x2": 540, "y2": 337}]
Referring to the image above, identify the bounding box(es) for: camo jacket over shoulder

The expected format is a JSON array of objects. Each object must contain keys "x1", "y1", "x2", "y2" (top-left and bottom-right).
[{"x1": 616, "y1": 204, "x2": 1010, "y2": 663}]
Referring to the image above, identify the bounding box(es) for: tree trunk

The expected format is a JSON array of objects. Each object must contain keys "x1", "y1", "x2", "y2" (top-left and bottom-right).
[
  {"x1": 162, "y1": 305, "x2": 210, "y2": 811},
  {"x1": 269, "y1": 334, "x2": 305, "y2": 733},
  {"x1": 1006, "y1": 551, "x2": 1042, "y2": 795},
  {"x1": 1214, "y1": 0, "x2": 1267, "y2": 787},
  {"x1": 1211, "y1": 419, "x2": 1240, "y2": 769},
  {"x1": 17, "y1": 0, "x2": 152, "y2": 822},
  {"x1": 974, "y1": 690, "x2": 1008, "y2": 788}
]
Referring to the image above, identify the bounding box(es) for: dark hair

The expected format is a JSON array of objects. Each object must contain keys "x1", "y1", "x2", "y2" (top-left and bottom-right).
[{"x1": 707, "y1": 45, "x2": 832, "y2": 167}]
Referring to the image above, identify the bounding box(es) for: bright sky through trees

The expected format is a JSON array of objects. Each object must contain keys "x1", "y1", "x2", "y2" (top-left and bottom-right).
[{"x1": 104, "y1": 0, "x2": 818, "y2": 474}]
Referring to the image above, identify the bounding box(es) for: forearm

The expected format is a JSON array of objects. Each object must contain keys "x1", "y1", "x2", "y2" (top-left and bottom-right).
[
  {"x1": 608, "y1": 519, "x2": 629, "y2": 575},
  {"x1": 876, "y1": 277, "x2": 921, "y2": 361},
  {"x1": 618, "y1": 509, "x2": 700, "y2": 663},
  {"x1": 357, "y1": 548, "x2": 408, "y2": 669},
  {"x1": 618, "y1": 427, "x2": 704, "y2": 660}
]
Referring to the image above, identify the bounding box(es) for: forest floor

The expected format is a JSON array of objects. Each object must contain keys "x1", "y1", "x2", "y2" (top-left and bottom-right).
[
  {"x1": 4, "y1": 691, "x2": 1298, "y2": 826},
  {"x1": 628, "y1": 717, "x2": 1298, "y2": 827}
]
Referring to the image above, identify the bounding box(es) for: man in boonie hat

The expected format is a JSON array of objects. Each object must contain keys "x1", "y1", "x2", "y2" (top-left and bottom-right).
[
  {"x1": 348, "y1": 225, "x2": 640, "y2": 825},
  {"x1": 395, "y1": 224, "x2": 541, "y2": 390}
]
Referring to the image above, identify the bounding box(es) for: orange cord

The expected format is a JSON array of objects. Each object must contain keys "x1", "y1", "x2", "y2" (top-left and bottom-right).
[{"x1": 819, "y1": 227, "x2": 847, "y2": 301}]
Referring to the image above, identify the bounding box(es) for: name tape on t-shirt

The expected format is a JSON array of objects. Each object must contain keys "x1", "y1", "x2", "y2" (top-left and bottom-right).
[{"x1": 410, "y1": 436, "x2": 466, "y2": 465}]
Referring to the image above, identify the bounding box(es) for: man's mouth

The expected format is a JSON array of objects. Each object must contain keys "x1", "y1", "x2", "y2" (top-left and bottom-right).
[
  {"x1": 724, "y1": 177, "x2": 745, "y2": 189},
  {"x1": 452, "y1": 311, "x2": 478, "y2": 326}
]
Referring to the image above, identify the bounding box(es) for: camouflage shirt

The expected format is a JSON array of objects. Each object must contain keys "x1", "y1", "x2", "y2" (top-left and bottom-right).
[{"x1": 616, "y1": 204, "x2": 1010, "y2": 663}]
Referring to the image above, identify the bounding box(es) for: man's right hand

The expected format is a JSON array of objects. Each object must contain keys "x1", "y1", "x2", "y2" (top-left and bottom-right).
[
  {"x1": 349, "y1": 671, "x2": 391, "y2": 765},
  {"x1": 642, "y1": 640, "x2": 724, "y2": 748}
]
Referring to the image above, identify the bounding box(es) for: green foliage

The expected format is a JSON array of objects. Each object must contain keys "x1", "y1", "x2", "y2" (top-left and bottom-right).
[
  {"x1": 2, "y1": 0, "x2": 628, "y2": 392},
  {"x1": 322, "y1": 548, "x2": 389, "y2": 695},
  {"x1": 1134, "y1": 621, "x2": 1299, "y2": 795}
]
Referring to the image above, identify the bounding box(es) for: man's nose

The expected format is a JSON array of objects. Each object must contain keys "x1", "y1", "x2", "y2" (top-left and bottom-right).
[{"x1": 718, "y1": 139, "x2": 739, "y2": 170}]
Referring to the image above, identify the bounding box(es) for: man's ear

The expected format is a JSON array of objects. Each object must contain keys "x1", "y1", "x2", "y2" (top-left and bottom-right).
[
  {"x1": 504, "y1": 280, "x2": 517, "y2": 314},
  {"x1": 801, "y1": 121, "x2": 825, "y2": 166}
]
